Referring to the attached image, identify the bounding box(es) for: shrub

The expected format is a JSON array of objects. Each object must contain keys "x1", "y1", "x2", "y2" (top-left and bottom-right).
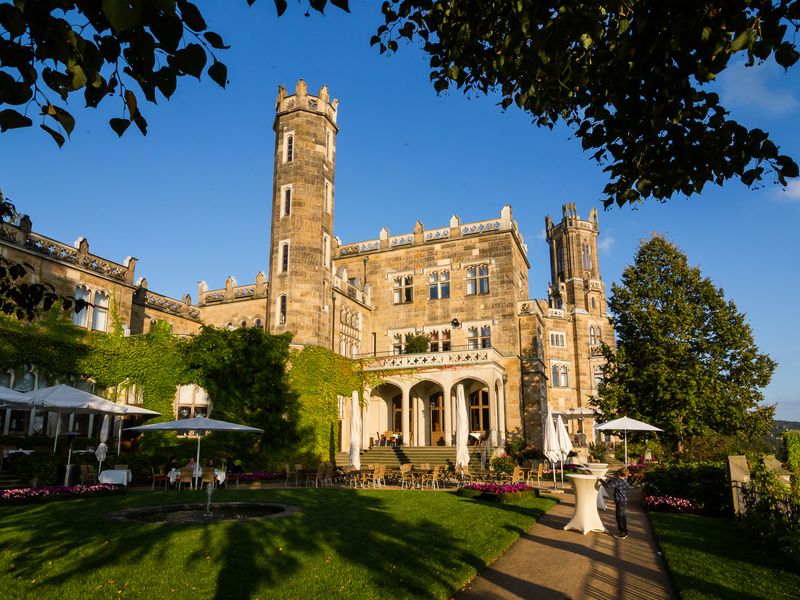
[
  {"x1": 12, "y1": 452, "x2": 60, "y2": 487},
  {"x1": 643, "y1": 462, "x2": 730, "y2": 516},
  {"x1": 783, "y1": 431, "x2": 800, "y2": 494},
  {"x1": 491, "y1": 455, "x2": 516, "y2": 475}
]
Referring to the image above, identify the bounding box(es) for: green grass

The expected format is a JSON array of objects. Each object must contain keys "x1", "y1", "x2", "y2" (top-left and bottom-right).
[
  {"x1": 0, "y1": 487, "x2": 555, "y2": 599},
  {"x1": 649, "y1": 512, "x2": 800, "y2": 600}
]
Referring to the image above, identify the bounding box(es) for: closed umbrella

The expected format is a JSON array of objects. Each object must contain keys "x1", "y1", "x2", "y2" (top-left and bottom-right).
[
  {"x1": 349, "y1": 391, "x2": 361, "y2": 470},
  {"x1": 96, "y1": 415, "x2": 110, "y2": 472},
  {"x1": 127, "y1": 416, "x2": 263, "y2": 470},
  {"x1": 455, "y1": 384, "x2": 470, "y2": 471},
  {"x1": 556, "y1": 414, "x2": 573, "y2": 486},
  {"x1": 594, "y1": 416, "x2": 663, "y2": 465},
  {"x1": 543, "y1": 406, "x2": 561, "y2": 489}
]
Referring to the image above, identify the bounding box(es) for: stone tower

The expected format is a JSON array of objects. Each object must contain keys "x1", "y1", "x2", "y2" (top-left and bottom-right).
[
  {"x1": 544, "y1": 203, "x2": 606, "y2": 315},
  {"x1": 268, "y1": 80, "x2": 338, "y2": 346}
]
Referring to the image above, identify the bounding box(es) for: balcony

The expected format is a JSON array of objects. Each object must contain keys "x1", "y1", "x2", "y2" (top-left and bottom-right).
[{"x1": 361, "y1": 346, "x2": 505, "y2": 371}]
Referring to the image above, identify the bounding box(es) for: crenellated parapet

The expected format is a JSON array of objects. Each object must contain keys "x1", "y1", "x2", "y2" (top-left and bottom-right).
[
  {"x1": 197, "y1": 272, "x2": 268, "y2": 306},
  {"x1": 275, "y1": 79, "x2": 338, "y2": 127},
  {"x1": 0, "y1": 217, "x2": 136, "y2": 284},
  {"x1": 338, "y1": 205, "x2": 528, "y2": 263}
]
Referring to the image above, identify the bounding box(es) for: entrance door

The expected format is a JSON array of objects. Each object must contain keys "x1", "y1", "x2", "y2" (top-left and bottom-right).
[{"x1": 430, "y1": 392, "x2": 444, "y2": 446}]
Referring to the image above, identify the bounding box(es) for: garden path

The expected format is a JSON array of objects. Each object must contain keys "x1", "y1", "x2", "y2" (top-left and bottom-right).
[{"x1": 457, "y1": 487, "x2": 675, "y2": 600}]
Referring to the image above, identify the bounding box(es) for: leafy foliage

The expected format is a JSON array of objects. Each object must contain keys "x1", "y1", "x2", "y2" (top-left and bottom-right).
[
  {"x1": 643, "y1": 462, "x2": 731, "y2": 516},
  {"x1": 376, "y1": 1, "x2": 800, "y2": 207},
  {"x1": 594, "y1": 235, "x2": 776, "y2": 449},
  {"x1": 403, "y1": 332, "x2": 430, "y2": 354},
  {"x1": 783, "y1": 430, "x2": 800, "y2": 493},
  {"x1": 0, "y1": 194, "x2": 85, "y2": 320},
  {"x1": 181, "y1": 326, "x2": 299, "y2": 452}
]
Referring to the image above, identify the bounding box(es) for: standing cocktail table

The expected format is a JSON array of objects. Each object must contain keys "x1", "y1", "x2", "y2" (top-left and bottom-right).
[{"x1": 564, "y1": 473, "x2": 607, "y2": 535}]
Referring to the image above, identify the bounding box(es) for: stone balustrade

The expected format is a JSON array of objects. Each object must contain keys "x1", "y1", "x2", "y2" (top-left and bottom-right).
[
  {"x1": 548, "y1": 308, "x2": 565, "y2": 318},
  {"x1": 143, "y1": 290, "x2": 201, "y2": 320},
  {"x1": 362, "y1": 347, "x2": 504, "y2": 371}
]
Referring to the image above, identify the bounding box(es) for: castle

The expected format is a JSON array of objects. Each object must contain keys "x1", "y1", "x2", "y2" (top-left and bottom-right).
[{"x1": 0, "y1": 80, "x2": 614, "y2": 451}]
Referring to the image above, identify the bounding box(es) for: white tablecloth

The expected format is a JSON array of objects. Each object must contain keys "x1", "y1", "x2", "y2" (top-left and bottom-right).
[
  {"x1": 564, "y1": 474, "x2": 607, "y2": 535},
  {"x1": 99, "y1": 469, "x2": 133, "y2": 486},
  {"x1": 2, "y1": 449, "x2": 34, "y2": 457},
  {"x1": 168, "y1": 468, "x2": 226, "y2": 485}
]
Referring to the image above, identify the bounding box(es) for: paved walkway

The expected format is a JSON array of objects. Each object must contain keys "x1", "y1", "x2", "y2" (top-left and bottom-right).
[{"x1": 458, "y1": 488, "x2": 676, "y2": 600}]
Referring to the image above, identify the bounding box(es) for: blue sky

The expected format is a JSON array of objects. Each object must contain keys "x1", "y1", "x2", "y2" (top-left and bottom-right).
[{"x1": 3, "y1": 3, "x2": 799, "y2": 420}]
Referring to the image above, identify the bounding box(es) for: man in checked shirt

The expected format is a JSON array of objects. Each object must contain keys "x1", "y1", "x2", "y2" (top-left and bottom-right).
[{"x1": 605, "y1": 467, "x2": 631, "y2": 538}]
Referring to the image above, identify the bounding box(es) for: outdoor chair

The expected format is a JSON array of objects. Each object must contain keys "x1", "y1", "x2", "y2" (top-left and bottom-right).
[
  {"x1": 526, "y1": 463, "x2": 544, "y2": 488},
  {"x1": 399, "y1": 463, "x2": 414, "y2": 490},
  {"x1": 456, "y1": 464, "x2": 474, "y2": 487},
  {"x1": 284, "y1": 464, "x2": 292, "y2": 487},
  {"x1": 294, "y1": 463, "x2": 304, "y2": 486},
  {"x1": 421, "y1": 465, "x2": 442, "y2": 490},
  {"x1": 503, "y1": 466, "x2": 523, "y2": 485},
  {"x1": 324, "y1": 462, "x2": 334, "y2": 487},
  {"x1": 368, "y1": 464, "x2": 384, "y2": 489},
  {"x1": 150, "y1": 465, "x2": 168, "y2": 491},
  {"x1": 200, "y1": 467, "x2": 216, "y2": 489},
  {"x1": 80, "y1": 464, "x2": 97, "y2": 485},
  {"x1": 306, "y1": 463, "x2": 325, "y2": 488},
  {"x1": 178, "y1": 466, "x2": 194, "y2": 490}
]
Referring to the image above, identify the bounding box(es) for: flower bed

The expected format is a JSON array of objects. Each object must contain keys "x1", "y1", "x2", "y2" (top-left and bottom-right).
[
  {"x1": 643, "y1": 494, "x2": 697, "y2": 514},
  {"x1": 237, "y1": 470, "x2": 281, "y2": 482},
  {"x1": 457, "y1": 483, "x2": 537, "y2": 503},
  {"x1": 0, "y1": 483, "x2": 124, "y2": 505}
]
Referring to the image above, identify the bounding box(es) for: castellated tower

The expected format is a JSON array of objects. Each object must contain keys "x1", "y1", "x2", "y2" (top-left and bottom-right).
[
  {"x1": 268, "y1": 80, "x2": 338, "y2": 346},
  {"x1": 545, "y1": 202, "x2": 606, "y2": 315}
]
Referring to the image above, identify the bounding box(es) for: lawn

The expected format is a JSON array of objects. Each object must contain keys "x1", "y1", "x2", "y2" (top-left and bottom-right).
[
  {"x1": 649, "y1": 512, "x2": 800, "y2": 600},
  {"x1": 0, "y1": 487, "x2": 555, "y2": 599}
]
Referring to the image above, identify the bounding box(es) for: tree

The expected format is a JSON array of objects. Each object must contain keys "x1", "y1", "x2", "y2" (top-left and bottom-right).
[
  {"x1": 377, "y1": 1, "x2": 800, "y2": 207},
  {"x1": 594, "y1": 235, "x2": 776, "y2": 451},
  {"x1": 0, "y1": 192, "x2": 84, "y2": 320},
  {"x1": 2, "y1": 1, "x2": 797, "y2": 207},
  {"x1": 181, "y1": 325, "x2": 300, "y2": 450},
  {"x1": 404, "y1": 332, "x2": 430, "y2": 353}
]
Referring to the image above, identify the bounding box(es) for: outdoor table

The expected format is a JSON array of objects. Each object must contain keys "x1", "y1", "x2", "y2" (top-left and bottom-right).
[
  {"x1": 2, "y1": 448, "x2": 34, "y2": 457},
  {"x1": 98, "y1": 468, "x2": 133, "y2": 486},
  {"x1": 168, "y1": 468, "x2": 226, "y2": 485},
  {"x1": 564, "y1": 474, "x2": 607, "y2": 535}
]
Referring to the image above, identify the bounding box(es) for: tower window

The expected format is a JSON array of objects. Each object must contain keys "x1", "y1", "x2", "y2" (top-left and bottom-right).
[
  {"x1": 589, "y1": 326, "x2": 601, "y2": 346},
  {"x1": 392, "y1": 275, "x2": 413, "y2": 304},
  {"x1": 324, "y1": 180, "x2": 333, "y2": 214},
  {"x1": 91, "y1": 291, "x2": 109, "y2": 332},
  {"x1": 466, "y1": 264, "x2": 489, "y2": 295},
  {"x1": 326, "y1": 130, "x2": 334, "y2": 161},
  {"x1": 279, "y1": 294, "x2": 287, "y2": 324},
  {"x1": 556, "y1": 240, "x2": 564, "y2": 276},
  {"x1": 549, "y1": 332, "x2": 566, "y2": 348},
  {"x1": 280, "y1": 243, "x2": 290, "y2": 273},
  {"x1": 283, "y1": 131, "x2": 294, "y2": 163},
  {"x1": 428, "y1": 270, "x2": 450, "y2": 300},
  {"x1": 322, "y1": 233, "x2": 330, "y2": 267},
  {"x1": 582, "y1": 243, "x2": 591, "y2": 270},
  {"x1": 281, "y1": 186, "x2": 292, "y2": 217}
]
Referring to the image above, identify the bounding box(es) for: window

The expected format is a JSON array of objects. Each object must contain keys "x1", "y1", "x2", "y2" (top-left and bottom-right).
[
  {"x1": 429, "y1": 329, "x2": 451, "y2": 352},
  {"x1": 469, "y1": 389, "x2": 490, "y2": 432},
  {"x1": 556, "y1": 241, "x2": 564, "y2": 275},
  {"x1": 428, "y1": 270, "x2": 450, "y2": 300},
  {"x1": 467, "y1": 325, "x2": 491, "y2": 349},
  {"x1": 549, "y1": 332, "x2": 566, "y2": 348},
  {"x1": 324, "y1": 180, "x2": 332, "y2": 213},
  {"x1": 466, "y1": 264, "x2": 489, "y2": 295},
  {"x1": 589, "y1": 326, "x2": 601, "y2": 346},
  {"x1": 72, "y1": 286, "x2": 90, "y2": 327},
  {"x1": 279, "y1": 294, "x2": 287, "y2": 324},
  {"x1": 326, "y1": 130, "x2": 334, "y2": 161},
  {"x1": 91, "y1": 291, "x2": 109, "y2": 332},
  {"x1": 322, "y1": 233, "x2": 330, "y2": 267},
  {"x1": 591, "y1": 297, "x2": 596, "y2": 309},
  {"x1": 551, "y1": 364, "x2": 569, "y2": 387},
  {"x1": 392, "y1": 275, "x2": 413, "y2": 304},
  {"x1": 339, "y1": 307, "x2": 361, "y2": 357},
  {"x1": 391, "y1": 395, "x2": 402, "y2": 432},
  {"x1": 582, "y1": 242, "x2": 591, "y2": 270},
  {"x1": 392, "y1": 334, "x2": 403, "y2": 355},
  {"x1": 255, "y1": 318, "x2": 263, "y2": 328},
  {"x1": 284, "y1": 133, "x2": 294, "y2": 162},
  {"x1": 280, "y1": 242, "x2": 289, "y2": 273},
  {"x1": 281, "y1": 186, "x2": 291, "y2": 217}
]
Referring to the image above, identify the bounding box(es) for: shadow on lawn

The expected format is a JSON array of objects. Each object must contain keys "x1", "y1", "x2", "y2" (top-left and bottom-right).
[{"x1": 1, "y1": 488, "x2": 491, "y2": 598}]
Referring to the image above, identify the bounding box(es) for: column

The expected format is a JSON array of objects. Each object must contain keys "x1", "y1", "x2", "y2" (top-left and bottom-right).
[
  {"x1": 401, "y1": 387, "x2": 409, "y2": 447},
  {"x1": 88, "y1": 414, "x2": 95, "y2": 438},
  {"x1": 68, "y1": 413, "x2": 75, "y2": 433},
  {"x1": 27, "y1": 408, "x2": 36, "y2": 436},
  {"x1": 2, "y1": 409, "x2": 10, "y2": 435},
  {"x1": 498, "y1": 382, "x2": 507, "y2": 445},
  {"x1": 488, "y1": 385, "x2": 498, "y2": 445},
  {"x1": 443, "y1": 384, "x2": 452, "y2": 446}
]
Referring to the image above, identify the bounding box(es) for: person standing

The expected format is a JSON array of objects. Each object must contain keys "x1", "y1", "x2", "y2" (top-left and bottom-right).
[{"x1": 606, "y1": 467, "x2": 630, "y2": 538}]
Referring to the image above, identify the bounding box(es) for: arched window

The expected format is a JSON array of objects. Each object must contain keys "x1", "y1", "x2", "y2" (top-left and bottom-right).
[
  {"x1": 285, "y1": 133, "x2": 294, "y2": 162},
  {"x1": 589, "y1": 326, "x2": 598, "y2": 346},
  {"x1": 240, "y1": 319, "x2": 247, "y2": 328},
  {"x1": 91, "y1": 291, "x2": 109, "y2": 332},
  {"x1": 551, "y1": 364, "x2": 560, "y2": 386},
  {"x1": 582, "y1": 242, "x2": 591, "y2": 270},
  {"x1": 282, "y1": 187, "x2": 291, "y2": 216},
  {"x1": 279, "y1": 294, "x2": 287, "y2": 324},
  {"x1": 255, "y1": 318, "x2": 263, "y2": 328},
  {"x1": 72, "y1": 285, "x2": 90, "y2": 328},
  {"x1": 560, "y1": 365, "x2": 569, "y2": 387}
]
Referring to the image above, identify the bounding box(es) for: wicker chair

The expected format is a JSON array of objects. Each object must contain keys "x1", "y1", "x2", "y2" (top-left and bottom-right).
[
  {"x1": 399, "y1": 463, "x2": 414, "y2": 490},
  {"x1": 421, "y1": 465, "x2": 442, "y2": 490},
  {"x1": 200, "y1": 467, "x2": 216, "y2": 490},
  {"x1": 150, "y1": 465, "x2": 168, "y2": 491},
  {"x1": 178, "y1": 466, "x2": 194, "y2": 490},
  {"x1": 80, "y1": 464, "x2": 98, "y2": 485}
]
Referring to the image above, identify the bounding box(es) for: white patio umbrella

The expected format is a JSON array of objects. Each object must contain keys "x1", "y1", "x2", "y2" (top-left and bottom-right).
[
  {"x1": 455, "y1": 384, "x2": 470, "y2": 471},
  {"x1": 543, "y1": 406, "x2": 561, "y2": 489},
  {"x1": 95, "y1": 415, "x2": 110, "y2": 472},
  {"x1": 594, "y1": 416, "x2": 663, "y2": 465},
  {"x1": 349, "y1": 391, "x2": 362, "y2": 470},
  {"x1": 126, "y1": 416, "x2": 263, "y2": 470},
  {"x1": 556, "y1": 414, "x2": 573, "y2": 486},
  {"x1": 0, "y1": 385, "x2": 36, "y2": 436},
  {"x1": 114, "y1": 404, "x2": 161, "y2": 454}
]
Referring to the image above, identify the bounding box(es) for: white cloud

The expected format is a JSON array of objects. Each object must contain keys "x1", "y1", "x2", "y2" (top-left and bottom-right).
[
  {"x1": 718, "y1": 61, "x2": 800, "y2": 117},
  {"x1": 773, "y1": 180, "x2": 800, "y2": 203},
  {"x1": 597, "y1": 235, "x2": 615, "y2": 254},
  {"x1": 536, "y1": 228, "x2": 547, "y2": 240}
]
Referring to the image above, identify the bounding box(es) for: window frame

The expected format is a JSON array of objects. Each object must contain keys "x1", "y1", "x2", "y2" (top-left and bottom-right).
[
  {"x1": 392, "y1": 274, "x2": 414, "y2": 305},
  {"x1": 466, "y1": 264, "x2": 490, "y2": 296}
]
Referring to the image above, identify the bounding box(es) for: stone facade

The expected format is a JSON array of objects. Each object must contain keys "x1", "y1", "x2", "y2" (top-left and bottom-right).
[{"x1": 0, "y1": 79, "x2": 614, "y2": 451}]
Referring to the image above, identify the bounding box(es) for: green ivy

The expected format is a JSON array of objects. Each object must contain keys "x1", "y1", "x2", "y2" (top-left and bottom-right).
[{"x1": 783, "y1": 431, "x2": 800, "y2": 494}]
